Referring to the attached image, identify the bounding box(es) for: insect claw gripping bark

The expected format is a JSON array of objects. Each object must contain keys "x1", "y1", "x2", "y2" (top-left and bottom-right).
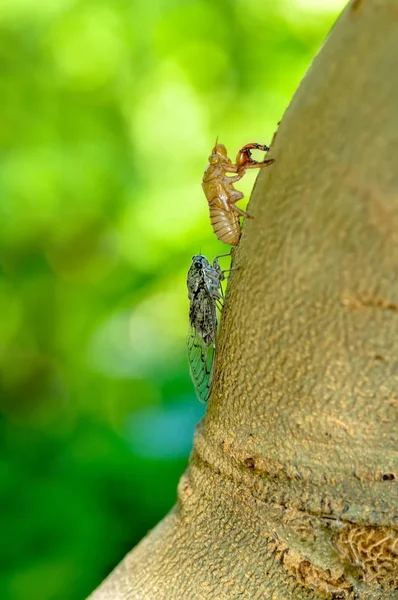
[{"x1": 202, "y1": 141, "x2": 275, "y2": 245}]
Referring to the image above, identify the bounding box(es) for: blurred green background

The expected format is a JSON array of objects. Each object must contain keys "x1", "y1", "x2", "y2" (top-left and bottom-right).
[{"x1": 0, "y1": 1, "x2": 346, "y2": 598}]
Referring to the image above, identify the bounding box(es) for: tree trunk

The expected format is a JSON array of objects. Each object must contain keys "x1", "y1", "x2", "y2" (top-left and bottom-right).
[{"x1": 88, "y1": 1, "x2": 398, "y2": 598}]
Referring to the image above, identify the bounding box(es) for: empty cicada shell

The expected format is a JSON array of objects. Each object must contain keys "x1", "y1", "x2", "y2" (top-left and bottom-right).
[{"x1": 202, "y1": 141, "x2": 275, "y2": 245}]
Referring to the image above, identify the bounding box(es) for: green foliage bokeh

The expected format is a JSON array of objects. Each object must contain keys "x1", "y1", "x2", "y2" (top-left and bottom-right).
[{"x1": 0, "y1": 1, "x2": 345, "y2": 598}]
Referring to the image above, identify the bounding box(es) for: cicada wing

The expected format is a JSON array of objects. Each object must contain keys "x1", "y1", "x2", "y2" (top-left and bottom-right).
[
  {"x1": 189, "y1": 287, "x2": 218, "y2": 348},
  {"x1": 187, "y1": 327, "x2": 215, "y2": 403}
]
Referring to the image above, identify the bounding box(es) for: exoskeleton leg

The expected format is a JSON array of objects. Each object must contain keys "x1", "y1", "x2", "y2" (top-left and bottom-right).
[
  {"x1": 231, "y1": 204, "x2": 251, "y2": 218},
  {"x1": 225, "y1": 174, "x2": 243, "y2": 183},
  {"x1": 239, "y1": 142, "x2": 270, "y2": 153},
  {"x1": 222, "y1": 163, "x2": 239, "y2": 174},
  {"x1": 236, "y1": 143, "x2": 275, "y2": 171},
  {"x1": 245, "y1": 158, "x2": 275, "y2": 169},
  {"x1": 228, "y1": 189, "x2": 244, "y2": 203},
  {"x1": 228, "y1": 190, "x2": 252, "y2": 219}
]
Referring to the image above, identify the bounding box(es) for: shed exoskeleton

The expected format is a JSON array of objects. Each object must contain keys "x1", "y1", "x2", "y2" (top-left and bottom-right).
[{"x1": 202, "y1": 142, "x2": 275, "y2": 245}]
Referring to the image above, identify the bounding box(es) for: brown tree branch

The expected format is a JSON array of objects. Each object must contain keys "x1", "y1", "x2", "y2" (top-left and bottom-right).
[{"x1": 89, "y1": 1, "x2": 398, "y2": 598}]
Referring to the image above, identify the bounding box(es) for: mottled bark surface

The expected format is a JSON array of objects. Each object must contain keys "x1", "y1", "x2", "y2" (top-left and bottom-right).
[{"x1": 88, "y1": 1, "x2": 398, "y2": 598}]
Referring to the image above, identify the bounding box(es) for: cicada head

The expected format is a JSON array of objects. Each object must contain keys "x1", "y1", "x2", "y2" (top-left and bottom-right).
[
  {"x1": 191, "y1": 254, "x2": 210, "y2": 271},
  {"x1": 213, "y1": 143, "x2": 227, "y2": 157},
  {"x1": 209, "y1": 141, "x2": 230, "y2": 164}
]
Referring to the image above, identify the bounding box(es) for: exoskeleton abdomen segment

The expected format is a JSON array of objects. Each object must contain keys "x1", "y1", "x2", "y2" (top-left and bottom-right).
[{"x1": 209, "y1": 205, "x2": 241, "y2": 246}]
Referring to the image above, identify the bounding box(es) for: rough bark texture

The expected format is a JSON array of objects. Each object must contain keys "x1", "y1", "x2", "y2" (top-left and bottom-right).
[{"x1": 89, "y1": 1, "x2": 398, "y2": 598}]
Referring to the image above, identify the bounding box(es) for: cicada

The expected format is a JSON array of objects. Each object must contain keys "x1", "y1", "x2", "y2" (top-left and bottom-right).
[
  {"x1": 202, "y1": 141, "x2": 275, "y2": 246},
  {"x1": 187, "y1": 254, "x2": 225, "y2": 402}
]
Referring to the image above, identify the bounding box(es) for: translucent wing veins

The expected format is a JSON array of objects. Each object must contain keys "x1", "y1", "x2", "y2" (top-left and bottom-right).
[{"x1": 186, "y1": 254, "x2": 225, "y2": 402}]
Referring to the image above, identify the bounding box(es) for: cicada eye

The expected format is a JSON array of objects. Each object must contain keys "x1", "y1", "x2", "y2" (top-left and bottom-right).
[{"x1": 192, "y1": 255, "x2": 202, "y2": 268}]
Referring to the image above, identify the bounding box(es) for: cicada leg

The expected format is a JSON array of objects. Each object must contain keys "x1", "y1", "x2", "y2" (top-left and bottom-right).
[
  {"x1": 225, "y1": 189, "x2": 253, "y2": 219},
  {"x1": 245, "y1": 158, "x2": 275, "y2": 169},
  {"x1": 231, "y1": 203, "x2": 252, "y2": 218},
  {"x1": 213, "y1": 252, "x2": 238, "y2": 279},
  {"x1": 236, "y1": 142, "x2": 275, "y2": 172},
  {"x1": 213, "y1": 251, "x2": 232, "y2": 261},
  {"x1": 239, "y1": 142, "x2": 270, "y2": 153},
  {"x1": 224, "y1": 173, "x2": 243, "y2": 183}
]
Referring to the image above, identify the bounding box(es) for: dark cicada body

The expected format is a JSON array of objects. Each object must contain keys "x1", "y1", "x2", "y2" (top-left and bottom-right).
[{"x1": 187, "y1": 255, "x2": 224, "y2": 402}]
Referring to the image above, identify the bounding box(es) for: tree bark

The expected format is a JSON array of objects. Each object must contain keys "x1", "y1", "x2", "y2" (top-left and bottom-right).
[{"x1": 88, "y1": 1, "x2": 398, "y2": 598}]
